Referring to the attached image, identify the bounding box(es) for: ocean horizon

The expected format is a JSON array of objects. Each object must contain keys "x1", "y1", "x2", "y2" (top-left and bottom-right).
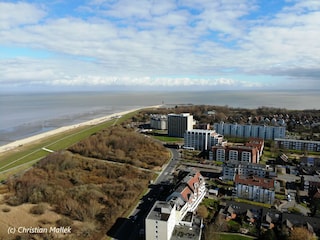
[{"x1": 1, "y1": 90, "x2": 319, "y2": 146}]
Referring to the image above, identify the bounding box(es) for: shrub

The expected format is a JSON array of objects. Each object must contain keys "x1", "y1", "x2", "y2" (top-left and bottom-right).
[
  {"x1": 30, "y1": 203, "x2": 46, "y2": 215},
  {"x1": 56, "y1": 217, "x2": 73, "y2": 227},
  {"x1": 2, "y1": 207, "x2": 10, "y2": 212}
]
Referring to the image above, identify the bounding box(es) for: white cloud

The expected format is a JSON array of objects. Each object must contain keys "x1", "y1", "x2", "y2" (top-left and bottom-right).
[
  {"x1": 0, "y1": 0, "x2": 320, "y2": 89},
  {"x1": 0, "y1": 2, "x2": 46, "y2": 30}
]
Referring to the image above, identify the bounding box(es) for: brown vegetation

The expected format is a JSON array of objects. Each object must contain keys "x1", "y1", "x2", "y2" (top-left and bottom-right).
[
  {"x1": 5, "y1": 151, "x2": 154, "y2": 239},
  {"x1": 69, "y1": 125, "x2": 169, "y2": 169},
  {"x1": 288, "y1": 227, "x2": 316, "y2": 240}
]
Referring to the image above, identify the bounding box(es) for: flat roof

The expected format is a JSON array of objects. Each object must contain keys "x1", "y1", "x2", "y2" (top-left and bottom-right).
[{"x1": 146, "y1": 201, "x2": 173, "y2": 221}]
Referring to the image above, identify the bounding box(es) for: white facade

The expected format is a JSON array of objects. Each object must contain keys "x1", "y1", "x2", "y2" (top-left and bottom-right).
[
  {"x1": 150, "y1": 115, "x2": 167, "y2": 130},
  {"x1": 214, "y1": 122, "x2": 286, "y2": 140},
  {"x1": 168, "y1": 113, "x2": 193, "y2": 138},
  {"x1": 216, "y1": 148, "x2": 226, "y2": 161},
  {"x1": 145, "y1": 171, "x2": 206, "y2": 240},
  {"x1": 229, "y1": 150, "x2": 239, "y2": 161},
  {"x1": 145, "y1": 201, "x2": 176, "y2": 240},
  {"x1": 236, "y1": 184, "x2": 275, "y2": 204},
  {"x1": 223, "y1": 162, "x2": 274, "y2": 180},
  {"x1": 184, "y1": 129, "x2": 223, "y2": 151}
]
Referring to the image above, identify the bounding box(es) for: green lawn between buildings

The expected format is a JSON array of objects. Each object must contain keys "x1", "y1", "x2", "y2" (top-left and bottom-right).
[{"x1": 0, "y1": 110, "x2": 138, "y2": 180}]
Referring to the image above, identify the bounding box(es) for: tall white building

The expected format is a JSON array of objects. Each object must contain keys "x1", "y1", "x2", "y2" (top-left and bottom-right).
[
  {"x1": 184, "y1": 129, "x2": 223, "y2": 151},
  {"x1": 168, "y1": 113, "x2": 193, "y2": 138},
  {"x1": 145, "y1": 201, "x2": 176, "y2": 240},
  {"x1": 145, "y1": 170, "x2": 206, "y2": 240}
]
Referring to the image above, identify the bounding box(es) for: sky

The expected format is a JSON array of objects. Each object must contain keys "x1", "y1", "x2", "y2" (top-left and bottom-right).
[{"x1": 1, "y1": 0, "x2": 320, "y2": 91}]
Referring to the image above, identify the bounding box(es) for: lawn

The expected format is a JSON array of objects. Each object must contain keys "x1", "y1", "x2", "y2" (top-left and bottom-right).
[
  {"x1": 151, "y1": 135, "x2": 183, "y2": 143},
  {"x1": 234, "y1": 198, "x2": 271, "y2": 208}
]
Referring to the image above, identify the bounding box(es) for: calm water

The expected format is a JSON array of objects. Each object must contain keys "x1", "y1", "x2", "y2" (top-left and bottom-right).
[{"x1": 0, "y1": 90, "x2": 319, "y2": 146}]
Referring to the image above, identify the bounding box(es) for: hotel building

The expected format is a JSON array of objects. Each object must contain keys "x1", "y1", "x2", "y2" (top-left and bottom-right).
[
  {"x1": 168, "y1": 113, "x2": 194, "y2": 138},
  {"x1": 184, "y1": 129, "x2": 224, "y2": 151}
]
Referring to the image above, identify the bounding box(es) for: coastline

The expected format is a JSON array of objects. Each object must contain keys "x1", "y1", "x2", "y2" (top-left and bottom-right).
[{"x1": 0, "y1": 105, "x2": 161, "y2": 154}]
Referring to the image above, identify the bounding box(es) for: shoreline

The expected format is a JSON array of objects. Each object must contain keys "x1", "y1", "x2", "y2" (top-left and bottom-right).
[{"x1": 0, "y1": 105, "x2": 161, "y2": 154}]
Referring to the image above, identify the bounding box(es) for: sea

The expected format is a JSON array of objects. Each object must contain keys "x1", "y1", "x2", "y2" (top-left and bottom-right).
[{"x1": 1, "y1": 90, "x2": 319, "y2": 146}]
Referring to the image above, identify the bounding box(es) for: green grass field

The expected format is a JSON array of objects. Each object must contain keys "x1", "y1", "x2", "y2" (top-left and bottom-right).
[
  {"x1": 152, "y1": 135, "x2": 183, "y2": 143},
  {"x1": 0, "y1": 110, "x2": 138, "y2": 180}
]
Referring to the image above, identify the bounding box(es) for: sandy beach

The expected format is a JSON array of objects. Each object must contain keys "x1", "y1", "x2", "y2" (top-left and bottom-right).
[{"x1": 0, "y1": 105, "x2": 161, "y2": 154}]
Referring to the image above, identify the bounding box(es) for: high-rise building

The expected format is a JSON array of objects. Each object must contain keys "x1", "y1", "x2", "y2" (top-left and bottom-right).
[
  {"x1": 214, "y1": 122, "x2": 285, "y2": 140},
  {"x1": 145, "y1": 201, "x2": 176, "y2": 240},
  {"x1": 184, "y1": 129, "x2": 223, "y2": 150},
  {"x1": 167, "y1": 113, "x2": 193, "y2": 137},
  {"x1": 145, "y1": 170, "x2": 206, "y2": 240}
]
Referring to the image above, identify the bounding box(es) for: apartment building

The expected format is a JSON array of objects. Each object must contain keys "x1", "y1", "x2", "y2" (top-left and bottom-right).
[
  {"x1": 212, "y1": 145, "x2": 260, "y2": 163},
  {"x1": 145, "y1": 201, "x2": 176, "y2": 240},
  {"x1": 223, "y1": 161, "x2": 275, "y2": 181},
  {"x1": 214, "y1": 122, "x2": 286, "y2": 140},
  {"x1": 184, "y1": 129, "x2": 224, "y2": 151},
  {"x1": 235, "y1": 174, "x2": 275, "y2": 204},
  {"x1": 166, "y1": 170, "x2": 206, "y2": 219},
  {"x1": 168, "y1": 113, "x2": 194, "y2": 138},
  {"x1": 145, "y1": 170, "x2": 206, "y2": 240},
  {"x1": 275, "y1": 138, "x2": 320, "y2": 152},
  {"x1": 150, "y1": 114, "x2": 167, "y2": 130}
]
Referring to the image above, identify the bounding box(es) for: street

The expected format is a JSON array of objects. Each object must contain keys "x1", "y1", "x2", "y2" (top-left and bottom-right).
[{"x1": 109, "y1": 147, "x2": 180, "y2": 240}]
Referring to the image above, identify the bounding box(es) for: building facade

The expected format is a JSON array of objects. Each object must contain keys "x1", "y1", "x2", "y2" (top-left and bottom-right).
[
  {"x1": 145, "y1": 201, "x2": 176, "y2": 240},
  {"x1": 184, "y1": 129, "x2": 224, "y2": 151},
  {"x1": 150, "y1": 114, "x2": 167, "y2": 130},
  {"x1": 223, "y1": 161, "x2": 275, "y2": 181},
  {"x1": 275, "y1": 138, "x2": 320, "y2": 152},
  {"x1": 212, "y1": 145, "x2": 260, "y2": 163},
  {"x1": 235, "y1": 174, "x2": 275, "y2": 204},
  {"x1": 168, "y1": 113, "x2": 193, "y2": 138},
  {"x1": 145, "y1": 170, "x2": 206, "y2": 240},
  {"x1": 214, "y1": 122, "x2": 286, "y2": 140}
]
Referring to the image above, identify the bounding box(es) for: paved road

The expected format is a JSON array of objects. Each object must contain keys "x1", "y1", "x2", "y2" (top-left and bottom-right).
[{"x1": 110, "y1": 147, "x2": 180, "y2": 240}]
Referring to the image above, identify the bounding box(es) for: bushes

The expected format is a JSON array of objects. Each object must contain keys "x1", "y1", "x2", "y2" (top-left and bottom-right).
[
  {"x1": 30, "y1": 203, "x2": 46, "y2": 215},
  {"x1": 56, "y1": 217, "x2": 73, "y2": 227},
  {"x1": 69, "y1": 125, "x2": 169, "y2": 169},
  {"x1": 7, "y1": 150, "x2": 154, "y2": 235},
  {"x1": 5, "y1": 124, "x2": 167, "y2": 238}
]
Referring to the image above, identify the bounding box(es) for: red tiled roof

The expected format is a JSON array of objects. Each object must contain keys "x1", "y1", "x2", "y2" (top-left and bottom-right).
[
  {"x1": 235, "y1": 174, "x2": 274, "y2": 189},
  {"x1": 187, "y1": 171, "x2": 201, "y2": 191},
  {"x1": 181, "y1": 186, "x2": 193, "y2": 202}
]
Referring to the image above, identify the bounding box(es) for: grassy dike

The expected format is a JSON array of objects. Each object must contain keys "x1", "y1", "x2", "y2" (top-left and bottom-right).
[{"x1": 0, "y1": 110, "x2": 138, "y2": 181}]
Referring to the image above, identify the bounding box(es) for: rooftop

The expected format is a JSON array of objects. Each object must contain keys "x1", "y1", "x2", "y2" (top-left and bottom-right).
[
  {"x1": 235, "y1": 174, "x2": 274, "y2": 189},
  {"x1": 171, "y1": 214, "x2": 202, "y2": 240},
  {"x1": 146, "y1": 201, "x2": 173, "y2": 221}
]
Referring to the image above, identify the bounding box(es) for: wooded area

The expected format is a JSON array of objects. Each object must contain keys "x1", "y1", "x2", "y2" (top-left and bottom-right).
[
  {"x1": 4, "y1": 125, "x2": 169, "y2": 239},
  {"x1": 69, "y1": 125, "x2": 169, "y2": 169}
]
